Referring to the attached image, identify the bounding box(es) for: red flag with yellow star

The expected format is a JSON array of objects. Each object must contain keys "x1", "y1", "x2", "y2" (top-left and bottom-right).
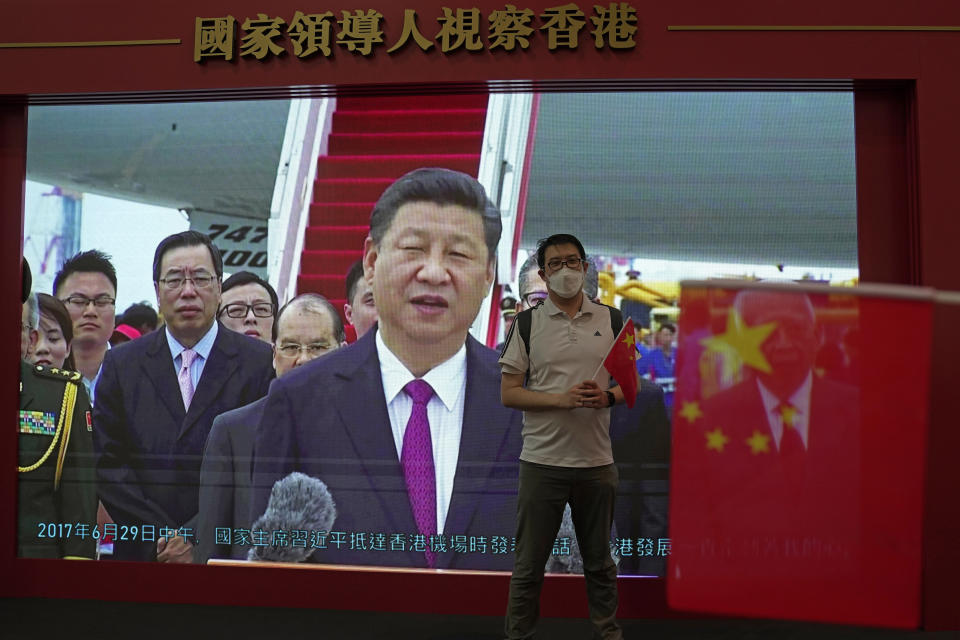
[
  {"x1": 668, "y1": 281, "x2": 934, "y2": 628},
  {"x1": 601, "y1": 317, "x2": 638, "y2": 408}
]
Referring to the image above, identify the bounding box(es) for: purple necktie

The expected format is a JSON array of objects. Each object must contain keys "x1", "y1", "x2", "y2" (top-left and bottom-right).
[
  {"x1": 402, "y1": 379, "x2": 436, "y2": 568},
  {"x1": 178, "y1": 349, "x2": 197, "y2": 411}
]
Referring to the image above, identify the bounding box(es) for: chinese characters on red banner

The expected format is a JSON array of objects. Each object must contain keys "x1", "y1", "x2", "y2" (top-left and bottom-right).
[{"x1": 194, "y1": 3, "x2": 638, "y2": 61}]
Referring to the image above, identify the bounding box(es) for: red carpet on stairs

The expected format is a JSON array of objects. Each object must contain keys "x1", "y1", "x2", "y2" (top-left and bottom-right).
[
  {"x1": 328, "y1": 132, "x2": 484, "y2": 155},
  {"x1": 297, "y1": 94, "x2": 488, "y2": 329}
]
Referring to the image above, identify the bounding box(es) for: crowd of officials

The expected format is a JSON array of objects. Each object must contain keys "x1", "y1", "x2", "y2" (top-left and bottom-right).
[
  {"x1": 18, "y1": 240, "x2": 368, "y2": 561},
  {"x1": 17, "y1": 169, "x2": 669, "y2": 585}
]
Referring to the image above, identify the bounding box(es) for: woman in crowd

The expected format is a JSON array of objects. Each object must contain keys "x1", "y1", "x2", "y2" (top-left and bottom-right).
[{"x1": 30, "y1": 293, "x2": 74, "y2": 371}]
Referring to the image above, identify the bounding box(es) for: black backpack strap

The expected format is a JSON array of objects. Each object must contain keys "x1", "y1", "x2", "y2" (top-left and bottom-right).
[
  {"x1": 608, "y1": 306, "x2": 623, "y2": 337},
  {"x1": 499, "y1": 306, "x2": 534, "y2": 360},
  {"x1": 499, "y1": 303, "x2": 540, "y2": 381},
  {"x1": 518, "y1": 307, "x2": 533, "y2": 359}
]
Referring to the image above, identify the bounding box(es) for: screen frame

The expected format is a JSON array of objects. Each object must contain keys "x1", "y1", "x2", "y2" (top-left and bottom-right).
[{"x1": 1, "y1": 79, "x2": 918, "y2": 620}]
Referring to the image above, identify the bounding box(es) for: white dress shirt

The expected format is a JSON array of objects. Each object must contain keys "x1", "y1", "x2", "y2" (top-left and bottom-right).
[
  {"x1": 757, "y1": 372, "x2": 813, "y2": 450},
  {"x1": 83, "y1": 342, "x2": 109, "y2": 406},
  {"x1": 375, "y1": 330, "x2": 466, "y2": 535},
  {"x1": 165, "y1": 322, "x2": 218, "y2": 390}
]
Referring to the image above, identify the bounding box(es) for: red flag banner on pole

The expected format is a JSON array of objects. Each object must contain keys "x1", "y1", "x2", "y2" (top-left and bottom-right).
[
  {"x1": 668, "y1": 281, "x2": 934, "y2": 628},
  {"x1": 601, "y1": 317, "x2": 638, "y2": 408}
]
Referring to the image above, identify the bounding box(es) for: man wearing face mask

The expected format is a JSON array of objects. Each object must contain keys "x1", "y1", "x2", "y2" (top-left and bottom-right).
[{"x1": 499, "y1": 234, "x2": 626, "y2": 640}]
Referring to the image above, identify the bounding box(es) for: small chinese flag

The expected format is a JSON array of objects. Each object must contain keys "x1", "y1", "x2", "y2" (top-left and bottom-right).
[{"x1": 602, "y1": 317, "x2": 638, "y2": 408}]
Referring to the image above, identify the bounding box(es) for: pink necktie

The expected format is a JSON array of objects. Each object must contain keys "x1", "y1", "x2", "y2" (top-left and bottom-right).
[
  {"x1": 402, "y1": 379, "x2": 437, "y2": 568},
  {"x1": 178, "y1": 349, "x2": 197, "y2": 411}
]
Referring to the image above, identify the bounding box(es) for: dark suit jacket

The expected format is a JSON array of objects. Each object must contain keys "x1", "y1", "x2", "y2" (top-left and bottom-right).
[
  {"x1": 610, "y1": 378, "x2": 671, "y2": 575},
  {"x1": 93, "y1": 323, "x2": 274, "y2": 561},
  {"x1": 681, "y1": 375, "x2": 861, "y2": 578},
  {"x1": 251, "y1": 329, "x2": 523, "y2": 570},
  {"x1": 197, "y1": 396, "x2": 265, "y2": 562}
]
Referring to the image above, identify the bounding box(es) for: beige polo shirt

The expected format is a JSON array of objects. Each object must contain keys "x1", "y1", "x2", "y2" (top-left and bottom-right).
[{"x1": 498, "y1": 296, "x2": 617, "y2": 468}]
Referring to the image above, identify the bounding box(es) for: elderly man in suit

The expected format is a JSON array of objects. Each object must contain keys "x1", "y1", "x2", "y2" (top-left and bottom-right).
[
  {"x1": 197, "y1": 293, "x2": 347, "y2": 562},
  {"x1": 251, "y1": 168, "x2": 523, "y2": 571},
  {"x1": 93, "y1": 230, "x2": 274, "y2": 562},
  {"x1": 686, "y1": 287, "x2": 860, "y2": 579}
]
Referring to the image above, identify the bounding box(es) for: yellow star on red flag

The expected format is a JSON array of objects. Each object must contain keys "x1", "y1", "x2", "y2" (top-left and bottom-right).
[
  {"x1": 705, "y1": 427, "x2": 729, "y2": 452},
  {"x1": 679, "y1": 401, "x2": 703, "y2": 424},
  {"x1": 699, "y1": 308, "x2": 777, "y2": 374},
  {"x1": 621, "y1": 332, "x2": 636, "y2": 362},
  {"x1": 745, "y1": 430, "x2": 772, "y2": 455}
]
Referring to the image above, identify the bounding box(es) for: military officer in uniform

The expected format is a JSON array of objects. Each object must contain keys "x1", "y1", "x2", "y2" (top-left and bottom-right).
[{"x1": 19, "y1": 257, "x2": 97, "y2": 559}]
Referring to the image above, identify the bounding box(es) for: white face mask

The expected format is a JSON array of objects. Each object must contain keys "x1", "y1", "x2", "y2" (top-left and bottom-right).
[{"x1": 548, "y1": 268, "x2": 584, "y2": 299}]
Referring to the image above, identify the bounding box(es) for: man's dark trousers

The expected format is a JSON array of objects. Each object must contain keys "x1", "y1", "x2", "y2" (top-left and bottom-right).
[{"x1": 505, "y1": 461, "x2": 622, "y2": 640}]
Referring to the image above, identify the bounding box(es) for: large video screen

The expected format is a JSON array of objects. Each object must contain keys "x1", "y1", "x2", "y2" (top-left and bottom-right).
[{"x1": 17, "y1": 90, "x2": 858, "y2": 577}]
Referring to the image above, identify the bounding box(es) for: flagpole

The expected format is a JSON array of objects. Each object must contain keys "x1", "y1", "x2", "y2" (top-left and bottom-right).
[{"x1": 591, "y1": 360, "x2": 606, "y2": 382}]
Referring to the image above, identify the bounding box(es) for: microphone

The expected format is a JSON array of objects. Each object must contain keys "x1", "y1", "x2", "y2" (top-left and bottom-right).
[
  {"x1": 544, "y1": 504, "x2": 621, "y2": 574},
  {"x1": 545, "y1": 504, "x2": 583, "y2": 574},
  {"x1": 247, "y1": 472, "x2": 337, "y2": 563}
]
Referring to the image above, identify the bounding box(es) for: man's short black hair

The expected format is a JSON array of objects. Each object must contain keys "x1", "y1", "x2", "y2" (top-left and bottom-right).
[
  {"x1": 272, "y1": 293, "x2": 345, "y2": 344},
  {"x1": 535, "y1": 234, "x2": 587, "y2": 270},
  {"x1": 53, "y1": 249, "x2": 118, "y2": 296},
  {"x1": 152, "y1": 230, "x2": 223, "y2": 282},
  {"x1": 659, "y1": 322, "x2": 677, "y2": 334},
  {"x1": 120, "y1": 302, "x2": 159, "y2": 331},
  {"x1": 369, "y1": 167, "x2": 502, "y2": 263},
  {"x1": 345, "y1": 260, "x2": 365, "y2": 304},
  {"x1": 221, "y1": 271, "x2": 279, "y2": 320}
]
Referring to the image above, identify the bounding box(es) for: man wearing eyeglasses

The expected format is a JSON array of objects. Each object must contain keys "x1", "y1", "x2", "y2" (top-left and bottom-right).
[
  {"x1": 217, "y1": 271, "x2": 279, "y2": 343},
  {"x1": 198, "y1": 293, "x2": 346, "y2": 562},
  {"x1": 500, "y1": 234, "x2": 627, "y2": 640},
  {"x1": 93, "y1": 230, "x2": 274, "y2": 562},
  {"x1": 517, "y1": 252, "x2": 601, "y2": 314},
  {"x1": 53, "y1": 250, "x2": 118, "y2": 404},
  {"x1": 517, "y1": 253, "x2": 549, "y2": 313}
]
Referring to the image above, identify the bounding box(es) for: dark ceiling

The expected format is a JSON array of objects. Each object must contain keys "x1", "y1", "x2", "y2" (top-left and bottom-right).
[
  {"x1": 521, "y1": 92, "x2": 858, "y2": 270},
  {"x1": 27, "y1": 100, "x2": 290, "y2": 220},
  {"x1": 25, "y1": 92, "x2": 858, "y2": 270}
]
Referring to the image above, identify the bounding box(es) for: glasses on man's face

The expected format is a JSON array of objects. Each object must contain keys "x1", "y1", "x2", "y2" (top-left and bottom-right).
[
  {"x1": 158, "y1": 273, "x2": 216, "y2": 291},
  {"x1": 219, "y1": 302, "x2": 275, "y2": 319},
  {"x1": 277, "y1": 343, "x2": 331, "y2": 358},
  {"x1": 62, "y1": 295, "x2": 116, "y2": 310},
  {"x1": 545, "y1": 257, "x2": 585, "y2": 271},
  {"x1": 523, "y1": 292, "x2": 548, "y2": 307}
]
